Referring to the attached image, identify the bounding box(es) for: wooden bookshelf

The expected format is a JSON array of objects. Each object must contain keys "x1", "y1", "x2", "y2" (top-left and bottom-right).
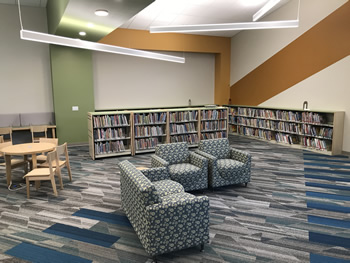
[
  {"x1": 200, "y1": 107, "x2": 228, "y2": 140},
  {"x1": 169, "y1": 108, "x2": 200, "y2": 147},
  {"x1": 226, "y1": 105, "x2": 344, "y2": 155},
  {"x1": 88, "y1": 111, "x2": 133, "y2": 159},
  {"x1": 88, "y1": 106, "x2": 229, "y2": 158},
  {"x1": 133, "y1": 110, "x2": 168, "y2": 154}
]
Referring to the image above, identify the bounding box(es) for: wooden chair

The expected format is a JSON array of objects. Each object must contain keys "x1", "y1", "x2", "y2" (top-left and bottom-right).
[
  {"x1": 36, "y1": 138, "x2": 59, "y2": 163},
  {"x1": 31, "y1": 125, "x2": 47, "y2": 143},
  {"x1": 0, "y1": 141, "x2": 28, "y2": 172},
  {"x1": 23, "y1": 150, "x2": 63, "y2": 198},
  {"x1": 0, "y1": 136, "x2": 3, "y2": 143},
  {"x1": 39, "y1": 142, "x2": 72, "y2": 182},
  {"x1": 0, "y1": 127, "x2": 12, "y2": 142}
]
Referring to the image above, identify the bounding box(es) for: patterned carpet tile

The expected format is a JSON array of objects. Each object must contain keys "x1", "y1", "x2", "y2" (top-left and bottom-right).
[{"x1": 0, "y1": 136, "x2": 349, "y2": 262}]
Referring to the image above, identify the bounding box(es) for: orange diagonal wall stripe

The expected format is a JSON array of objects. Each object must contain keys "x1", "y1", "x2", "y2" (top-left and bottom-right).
[
  {"x1": 99, "y1": 29, "x2": 231, "y2": 105},
  {"x1": 230, "y1": 1, "x2": 350, "y2": 106}
]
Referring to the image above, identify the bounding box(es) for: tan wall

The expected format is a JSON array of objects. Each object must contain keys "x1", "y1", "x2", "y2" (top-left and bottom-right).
[
  {"x1": 230, "y1": 1, "x2": 350, "y2": 105},
  {"x1": 99, "y1": 29, "x2": 231, "y2": 105}
]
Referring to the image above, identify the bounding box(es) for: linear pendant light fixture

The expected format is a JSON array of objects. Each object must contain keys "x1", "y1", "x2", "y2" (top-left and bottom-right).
[
  {"x1": 20, "y1": 30, "x2": 185, "y2": 63},
  {"x1": 150, "y1": 0, "x2": 300, "y2": 34},
  {"x1": 16, "y1": 0, "x2": 184, "y2": 64}
]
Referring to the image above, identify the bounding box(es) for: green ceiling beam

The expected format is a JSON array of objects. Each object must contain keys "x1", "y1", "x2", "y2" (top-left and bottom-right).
[{"x1": 46, "y1": 0, "x2": 69, "y2": 34}]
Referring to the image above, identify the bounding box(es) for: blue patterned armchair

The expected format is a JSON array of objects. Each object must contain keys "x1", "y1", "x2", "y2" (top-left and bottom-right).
[
  {"x1": 151, "y1": 142, "x2": 208, "y2": 191},
  {"x1": 196, "y1": 138, "x2": 251, "y2": 188},
  {"x1": 118, "y1": 160, "x2": 210, "y2": 259}
]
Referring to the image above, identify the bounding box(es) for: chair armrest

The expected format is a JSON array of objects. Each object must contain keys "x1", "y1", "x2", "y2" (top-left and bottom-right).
[
  {"x1": 151, "y1": 155, "x2": 169, "y2": 168},
  {"x1": 141, "y1": 167, "x2": 170, "y2": 182},
  {"x1": 189, "y1": 152, "x2": 208, "y2": 168},
  {"x1": 230, "y1": 148, "x2": 251, "y2": 164},
  {"x1": 146, "y1": 194, "x2": 210, "y2": 250}
]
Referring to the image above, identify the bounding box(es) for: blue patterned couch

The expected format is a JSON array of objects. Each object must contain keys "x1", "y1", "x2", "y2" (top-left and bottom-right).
[
  {"x1": 118, "y1": 160, "x2": 210, "y2": 258},
  {"x1": 196, "y1": 138, "x2": 251, "y2": 188},
  {"x1": 151, "y1": 142, "x2": 208, "y2": 191}
]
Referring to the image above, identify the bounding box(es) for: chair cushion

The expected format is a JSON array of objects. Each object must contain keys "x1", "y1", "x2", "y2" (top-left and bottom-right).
[
  {"x1": 217, "y1": 159, "x2": 245, "y2": 180},
  {"x1": 199, "y1": 138, "x2": 230, "y2": 159},
  {"x1": 152, "y1": 180, "x2": 184, "y2": 197},
  {"x1": 168, "y1": 163, "x2": 201, "y2": 186},
  {"x1": 160, "y1": 192, "x2": 195, "y2": 203},
  {"x1": 155, "y1": 142, "x2": 189, "y2": 165}
]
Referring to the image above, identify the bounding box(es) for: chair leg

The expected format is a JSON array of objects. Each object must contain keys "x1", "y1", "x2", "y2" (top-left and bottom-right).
[
  {"x1": 152, "y1": 256, "x2": 157, "y2": 263},
  {"x1": 50, "y1": 177, "x2": 58, "y2": 196},
  {"x1": 245, "y1": 183, "x2": 248, "y2": 187},
  {"x1": 56, "y1": 168, "x2": 64, "y2": 190},
  {"x1": 200, "y1": 243, "x2": 205, "y2": 252},
  {"x1": 26, "y1": 178, "x2": 30, "y2": 199},
  {"x1": 66, "y1": 163, "x2": 72, "y2": 181}
]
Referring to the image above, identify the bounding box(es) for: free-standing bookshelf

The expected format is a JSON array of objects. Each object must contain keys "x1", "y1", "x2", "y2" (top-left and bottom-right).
[
  {"x1": 200, "y1": 107, "x2": 228, "y2": 140},
  {"x1": 169, "y1": 109, "x2": 200, "y2": 147},
  {"x1": 226, "y1": 105, "x2": 344, "y2": 155},
  {"x1": 88, "y1": 106, "x2": 228, "y2": 159},
  {"x1": 133, "y1": 110, "x2": 168, "y2": 154},
  {"x1": 88, "y1": 111, "x2": 132, "y2": 159}
]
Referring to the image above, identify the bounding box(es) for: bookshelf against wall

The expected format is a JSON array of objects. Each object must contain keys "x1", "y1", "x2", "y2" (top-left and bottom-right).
[
  {"x1": 169, "y1": 109, "x2": 200, "y2": 147},
  {"x1": 226, "y1": 105, "x2": 344, "y2": 155},
  {"x1": 200, "y1": 107, "x2": 228, "y2": 140},
  {"x1": 133, "y1": 110, "x2": 168, "y2": 154},
  {"x1": 88, "y1": 111, "x2": 132, "y2": 159}
]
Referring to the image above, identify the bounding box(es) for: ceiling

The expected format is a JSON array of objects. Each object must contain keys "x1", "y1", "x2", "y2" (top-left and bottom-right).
[{"x1": 1, "y1": 0, "x2": 292, "y2": 40}]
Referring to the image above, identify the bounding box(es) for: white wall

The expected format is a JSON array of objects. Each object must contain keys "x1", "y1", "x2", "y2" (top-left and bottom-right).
[
  {"x1": 92, "y1": 51, "x2": 215, "y2": 110},
  {"x1": 230, "y1": 0, "x2": 347, "y2": 85},
  {"x1": 0, "y1": 4, "x2": 52, "y2": 114},
  {"x1": 260, "y1": 56, "x2": 350, "y2": 152}
]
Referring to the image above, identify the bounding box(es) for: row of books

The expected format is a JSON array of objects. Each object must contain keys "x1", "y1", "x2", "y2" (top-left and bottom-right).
[
  {"x1": 134, "y1": 126, "x2": 164, "y2": 138},
  {"x1": 237, "y1": 126, "x2": 272, "y2": 140},
  {"x1": 275, "y1": 133, "x2": 299, "y2": 144},
  {"x1": 93, "y1": 115, "x2": 129, "y2": 128},
  {"x1": 134, "y1": 112, "x2": 167, "y2": 125},
  {"x1": 170, "y1": 134, "x2": 199, "y2": 144},
  {"x1": 94, "y1": 128, "x2": 128, "y2": 141},
  {"x1": 169, "y1": 111, "x2": 198, "y2": 123},
  {"x1": 302, "y1": 137, "x2": 329, "y2": 150},
  {"x1": 135, "y1": 138, "x2": 161, "y2": 150},
  {"x1": 170, "y1": 123, "x2": 197, "y2": 134},
  {"x1": 235, "y1": 118, "x2": 333, "y2": 138},
  {"x1": 236, "y1": 108, "x2": 328, "y2": 125},
  {"x1": 95, "y1": 141, "x2": 126, "y2": 155},
  {"x1": 201, "y1": 109, "x2": 227, "y2": 120},
  {"x1": 201, "y1": 121, "x2": 226, "y2": 131},
  {"x1": 200, "y1": 131, "x2": 226, "y2": 140}
]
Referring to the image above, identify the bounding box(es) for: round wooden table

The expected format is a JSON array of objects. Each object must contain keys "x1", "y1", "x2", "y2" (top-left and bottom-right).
[{"x1": 1, "y1": 143, "x2": 56, "y2": 186}]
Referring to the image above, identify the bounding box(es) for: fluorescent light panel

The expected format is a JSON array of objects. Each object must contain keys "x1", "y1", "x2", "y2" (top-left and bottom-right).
[
  {"x1": 150, "y1": 20, "x2": 299, "y2": 33},
  {"x1": 253, "y1": 0, "x2": 281, "y2": 21},
  {"x1": 20, "y1": 30, "x2": 185, "y2": 64}
]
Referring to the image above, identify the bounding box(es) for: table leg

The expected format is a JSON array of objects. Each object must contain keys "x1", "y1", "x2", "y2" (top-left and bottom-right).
[
  {"x1": 5, "y1": 155, "x2": 12, "y2": 187},
  {"x1": 32, "y1": 154, "x2": 40, "y2": 190}
]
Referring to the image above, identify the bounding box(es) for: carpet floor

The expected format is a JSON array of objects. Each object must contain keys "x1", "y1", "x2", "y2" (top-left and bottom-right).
[{"x1": 0, "y1": 134, "x2": 349, "y2": 263}]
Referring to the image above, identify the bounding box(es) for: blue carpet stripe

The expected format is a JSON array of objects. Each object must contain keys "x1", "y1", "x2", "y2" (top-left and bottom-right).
[
  {"x1": 303, "y1": 152, "x2": 349, "y2": 158},
  {"x1": 304, "y1": 167, "x2": 350, "y2": 176},
  {"x1": 307, "y1": 201, "x2": 350, "y2": 213},
  {"x1": 310, "y1": 253, "x2": 350, "y2": 263},
  {"x1": 306, "y1": 191, "x2": 350, "y2": 201},
  {"x1": 309, "y1": 232, "x2": 350, "y2": 248},
  {"x1": 304, "y1": 156, "x2": 350, "y2": 164},
  {"x1": 308, "y1": 215, "x2": 350, "y2": 229},
  {"x1": 305, "y1": 174, "x2": 350, "y2": 182},
  {"x1": 73, "y1": 208, "x2": 132, "y2": 227},
  {"x1": 5, "y1": 242, "x2": 92, "y2": 263},
  {"x1": 43, "y1": 223, "x2": 120, "y2": 247},
  {"x1": 304, "y1": 162, "x2": 350, "y2": 169},
  {"x1": 305, "y1": 182, "x2": 350, "y2": 191}
]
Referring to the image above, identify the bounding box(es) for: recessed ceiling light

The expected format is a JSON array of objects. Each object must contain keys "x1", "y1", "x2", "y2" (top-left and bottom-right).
[
  {"x1": 79, "y1": 31, "x2": 86, "y2": 36},
  {"x1": 95, "y1": 9, "x2": 109, "y2": 16}
]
